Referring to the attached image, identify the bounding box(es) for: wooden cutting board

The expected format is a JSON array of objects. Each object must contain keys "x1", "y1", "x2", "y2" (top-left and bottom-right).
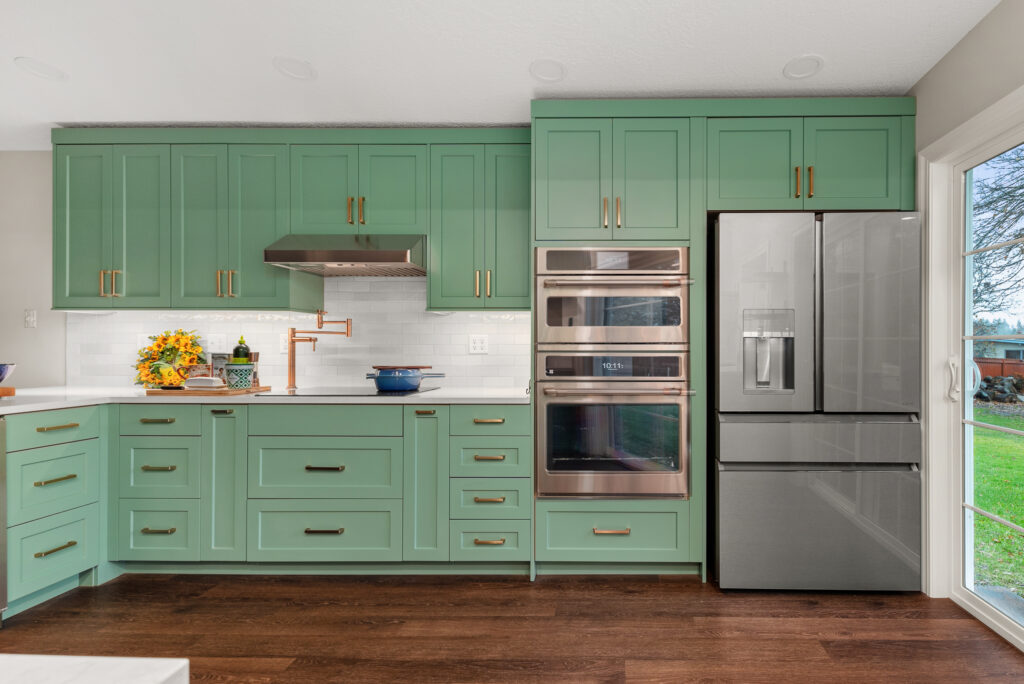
[
  {"x1": 0, "y1": 387, "x2": 14, "y2": 397},
  {"x1": 145, "y1": 385, "x2": 270, "y2": 397}
]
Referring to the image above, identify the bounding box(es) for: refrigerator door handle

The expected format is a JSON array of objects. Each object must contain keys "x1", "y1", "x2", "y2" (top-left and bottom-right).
[
  {"x1": 755, "y1": 337, "x2": 771, "y2": 386},
  {"x1": 947, "y1": 357, "x2": 961, "y2": 401},
  {"x1": 717, "y1": 462, "x2": 919, "y2": 473}
]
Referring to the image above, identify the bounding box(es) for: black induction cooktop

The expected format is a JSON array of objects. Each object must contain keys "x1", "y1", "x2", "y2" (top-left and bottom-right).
[{"x1": 256, "y1": 386, "x2": 440, "y2": 397}]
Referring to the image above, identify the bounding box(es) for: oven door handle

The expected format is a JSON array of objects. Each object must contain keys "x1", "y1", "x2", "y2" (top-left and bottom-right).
[
  {"x1": 541, "y1": 387, "x2": 696, "y2": 397},
  {"x1": 542, "y1": 278, "x2": 693, "y2": 288}
]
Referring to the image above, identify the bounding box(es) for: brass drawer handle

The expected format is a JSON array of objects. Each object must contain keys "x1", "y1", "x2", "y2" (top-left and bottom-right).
[
  {"x1": 808, "y1": 165, "x2": 815, "y2": 198},
  {"x1": 358, "y1": 196, "x2": 365, "y2": 224},
  {"x1": 99, "y1": 269, "x2": 108, "y2": 297},
  {"x1": 227, "y1": 270, "x2": 237, "y2": 297},
  {"x1": 36, "y1": 422, "x2": 80, "y2": 433},
  {"x1": 415, "y1": 409, "x2": 436, "y2": 415},
  {"x1": 110, "y1": 269, "x2": 122, "y2": 297},
  {"x1": 593, "y1": 528, "x2": 631, "y2": 535},
  {"x1": 795, "y1": 166, "x2": 801, "y2": 198},
  {"x1": 347, "y1": 196, "x2": 354, "y2": 224},
  {"x1": 141, "y1": 527, "x2": 177, "y2": 535},
  {"x1": 473, "y1": 454, "x2": 506, "y2": 461},
  {"x1": 473, "y1": 418, "x2": 505, "y2": 424},
  {"x1": 603, "y1": 197, "x2": 608, "y2": 228},
  {"x1": 473, "y1": 496, "x2": 506, "y2": 503},
  {"x1": 475, "y1": 270, "x2": 481, "y2": 297},
  {"x1": 305, "y1": 527, "x2": 345, "y2": 534},
  {"x1": 305, "y1": 465, "x2": 346, "y2": 472},
  {"x1": 216, "y1": 269, "x2": 224, "y2": 297},
  {"x1": 139, "y1": 417, "x2": 176, "y2": 424},
  {"x1": 474, "y1": 538, "x2": 506, "y2": 546},
  {"x1": 616, "y1": 196, "x2": 621, "y2": 228},
  {"x1": 34, "y1": 540, "x2": 78, "y2": 558},
  {"x1": 141, "y1": 465, "x2": 177, "y2": 472},
  {"x1": 211, "y1": 409, "x2": 234, "y2": 415},
  {"x1": 34, "y1": 473, "x2": 78, "y2": 487},
  {"x1": 486, "y1": 270, "x2": 492, "y2": 297}
]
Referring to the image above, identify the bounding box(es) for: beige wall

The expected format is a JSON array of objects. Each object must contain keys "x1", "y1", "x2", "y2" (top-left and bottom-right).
[
  {"x1": 0, "y1": 151, "x2": 66, "y2": 388},
  {"x1": 910, "y1": 0, "x2": 1024, "y2": 149}
]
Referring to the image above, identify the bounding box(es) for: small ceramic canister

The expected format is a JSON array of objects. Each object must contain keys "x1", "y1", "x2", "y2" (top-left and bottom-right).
[{"x1": 225, "y1": 364, "x2": 254, "y2": 389}]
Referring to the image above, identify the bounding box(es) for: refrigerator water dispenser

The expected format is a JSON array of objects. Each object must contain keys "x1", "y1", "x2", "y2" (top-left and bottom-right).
[{"x1": 742, "y1": 309, "x2": 794, "y2": 393}]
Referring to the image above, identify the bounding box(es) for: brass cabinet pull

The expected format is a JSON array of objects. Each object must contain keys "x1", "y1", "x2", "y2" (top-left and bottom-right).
[
  {"x1": 473, "y1": 496, "x2": 506, "y2": 503},
  {"x1": 795, "y1": 166, "x2": 801, "y2": 198},
  {"x1": 305, "y1": 527, "x2": 345, "y2": 534},
  {"x1": 216, "y1": 269, "x2": 224, "y2": 297},
  {"x1": 34, "y1": 473, "x2": 78, "y2": 487},
  {"x1": 486, "y1": 270, "x2": 492, "y2": 297},
  {"x1": 473, "y1": 538, "x2": 506, "y2": 546},
  {"x1": 616, "y1": 197, "x2": 621, "y2": 228},
  {"x1": 110, "y1": 269, "x2": 122, "y2": 297},
  {"x1": 808, "y1": 165, "x2": 815, "y2": 198},
  {"x1": 227, "y1": 270, "x2": 237, "y2": 297},
  {"x1": 593, "y1": 528, "x2": 631, "y2": 535},
  {"x1": 473, "y1": 454, "x2": 506, "y2": 461},
  {"x1": 34, "y1": 540, "x2": 77, "y2": 558},
  {"x1": 603, "y1": 197, "x2": 608, "y2": 228},
  {"x1": 473, "y1": 418, "x2": 505, "y2": 424},
  {"x1": 139, "y1": 418, "x2": 176, "y2": 424},
  {"x1": 99, "y1": 269, "x2": 108, "y2": 297},
  {"x1": 141, "y1": 527, "x2": 176, "y2": 535},
  {"x1": 211, "y1": 409, "x2": 234, "y2": 415},
  {"x1": 415, "y1": 409, "x2": 436, "y2": 415},
  {"x1": 141, "y1": 465, "x2": 177, "y2": 472},
  {"x1": 36, "y1": 422, "x2": 80, "y2": 433},
  {"x1": 305, "y1": 465, "x2": 345, "y2": 472},
  {"x1": 474, "y1": 270, "x2": 481, "y2": 297},
  {"x1": 358, "y1": 196, "x2": 365, "y2": 224},
  {"x1": 347, "y1": 196, "x2": 354, "y2": 224}
]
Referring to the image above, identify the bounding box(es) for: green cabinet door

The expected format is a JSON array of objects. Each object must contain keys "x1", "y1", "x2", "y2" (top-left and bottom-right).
[
  {"x1": 53, "y1": 145, "x2": 113, "y2": 308},
  {"x1": 290, "y1": 145, "x2": 358, "y2": 235},
  {"x1": 428, "y1": 145, "x2": 485, "y2": 309},
  {"x1": 803, "y1": 117, "x2": 902, "y2": 210},
  {"x1": 111, "y1": 145, "x2": 171, "y2": 307},
  {"x1": 402, "y1": 406, "x2": 449, "y2": 561},
  {"x1": 707, "y1": 118, "x2": 803, "y2": 210},
  {"x1": 201, "y1": 405, "x2": 247, "y2": 561},
  {"x1": 535, "y1": 118, "x2": 613, "y2": 240},
  {"x1": 171, "y1": 145, "x2": 229, "y2": 307},
  {"x1": 484, "y1": 144, "x2": 530, "y2": 308},
  {"x1": 613, "y1": 119, "x2": 690, "y2": 240},
  {"x1": 358, "y1": 145, "x2": 428, "y2": 234}
]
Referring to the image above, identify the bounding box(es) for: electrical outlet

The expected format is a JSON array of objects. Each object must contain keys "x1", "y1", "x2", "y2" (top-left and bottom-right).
[
  {"x1": 279, "y1": 333, "x2": 289, "y2": 354},
  {"x1": 23, "y1": 309, "x2": 37, "y2": 328},
  {"x1": 469, "y1": 334, "x2": 489, "y2": 354}
]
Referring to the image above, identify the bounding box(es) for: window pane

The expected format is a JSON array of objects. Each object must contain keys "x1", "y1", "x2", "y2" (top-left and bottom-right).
[
  {"x1": 968, "y1": 511, "x2": 1024, "y2": 615},
  {"x1": 968, "y1": 141, "x2": 1024, "y2": 254},
  {"x1": 968, "y1": 243, "x2": 1024, "y2": 340},
  {"x1": 968, "y1": 412, "x2": 1024, "y2": 529}
]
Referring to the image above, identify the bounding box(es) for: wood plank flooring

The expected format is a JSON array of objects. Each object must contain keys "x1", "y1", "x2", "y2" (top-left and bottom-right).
[{"x1": 1, "y1": 574, "x2": 1023, "y2": 683}]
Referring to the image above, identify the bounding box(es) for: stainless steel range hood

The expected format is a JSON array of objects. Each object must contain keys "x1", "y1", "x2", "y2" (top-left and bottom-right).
[{"x1": 264, "y1": 234, "x2": 426, "y2": 277}]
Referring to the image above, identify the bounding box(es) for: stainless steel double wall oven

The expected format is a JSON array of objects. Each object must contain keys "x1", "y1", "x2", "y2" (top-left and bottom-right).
[{"x1": 535, "y1": 247, "x2": 693, "y2": 497}]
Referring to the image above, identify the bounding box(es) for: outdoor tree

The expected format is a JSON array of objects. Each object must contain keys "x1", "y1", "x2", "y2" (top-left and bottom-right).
[{"x1": 971, "y1": 144, "x2": 1024, "y2": 318}]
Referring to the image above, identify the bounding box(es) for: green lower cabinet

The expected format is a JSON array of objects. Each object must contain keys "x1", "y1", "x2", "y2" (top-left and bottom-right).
[
  {"x1": 450, "y1": 520, "x2": 531, "y2": 561},
  {"x1": 402, "y1": 406, "x2": 450, "y2": 561},
  {"x1": 535, "y1": 499, "x2": 690, "y2": 563},
  {"x1": 6, "y1": 405, "x2": 101, "y2": 452},
  {"x1": 118, "y1": 436, "x2": 201, "y2": 498},
  {"x1": 247, "y1": 499, "x2": 402, "y2": 562},
  {"x1": 201, "y1": 405, "x2": 247, "y2": 561},
  {"x1": 6, "y1": 439, "x2": 101, "y2": 526},
  {"x1": 449, "y1": 478, "x2": 531, "y2": 520},
  {"x1": 7, "y1": 503, "x2": 100, "y2": 600},
  {"x1": 449, "y1": 436, "x2": 532, "y2": 477},
  {"x1": 117, "y1": 498, "x2": 200, "y2": 561},
  {"x1": 119, "y1": 403, "x2": 201, "y2": 436},
  {"x1": 247, "y1": 404, "x2": 403, "y2": 437}
]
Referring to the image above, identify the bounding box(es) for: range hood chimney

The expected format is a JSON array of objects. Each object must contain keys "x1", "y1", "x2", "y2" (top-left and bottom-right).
[{"x1": 264, "y1": 234, "x2": 426, "y2": 277}]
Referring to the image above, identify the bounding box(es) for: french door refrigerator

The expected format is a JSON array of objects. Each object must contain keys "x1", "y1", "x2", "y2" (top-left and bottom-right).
[{"x1": 714, "y1": 212, "x2": 922, "y2": 590}]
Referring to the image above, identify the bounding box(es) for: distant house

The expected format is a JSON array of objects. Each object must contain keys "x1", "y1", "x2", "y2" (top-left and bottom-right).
[{"x1": 984, "y1": 339, "x2": 1024, "y2": 359}]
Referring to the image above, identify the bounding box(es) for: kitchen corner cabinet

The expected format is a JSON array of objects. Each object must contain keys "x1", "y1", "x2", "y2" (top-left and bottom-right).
[
  {"x1": 707, "y1": 116, "x2": 906, "y2": 210},
  {"x1": 534, "y1": 118, "x2": 691, "y2": 241},
  {"x1": 290, "y1": 144, "x2": 428, "y2": 235},
  {"x1": 403, "y1": 406, "x2": 450, "y2": 561},
  {"x1": 428, "y1": 144, "x2": 530, "y2": 310}
]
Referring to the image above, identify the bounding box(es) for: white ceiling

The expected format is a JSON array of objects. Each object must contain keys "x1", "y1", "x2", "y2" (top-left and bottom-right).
[{"x1": 1, "y1": 0, "x2": 1001, "y2": 150}]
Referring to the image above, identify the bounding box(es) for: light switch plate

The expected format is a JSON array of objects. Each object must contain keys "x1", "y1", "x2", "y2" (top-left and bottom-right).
[
  {"x1": 23, "y1": 309, "x2": 37, "y2": 328},
  {"x1": 469, "y1": 334, "x2": 489, "y2": 354}
]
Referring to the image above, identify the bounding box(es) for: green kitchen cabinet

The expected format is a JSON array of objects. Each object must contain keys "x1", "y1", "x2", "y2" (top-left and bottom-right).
[
  {"x1": 402, "y1": 406, "x2": 450, "y2": 561},
  {"x1": 802, "y1": 117, "x2": 902, "y2": 210},
  {"x1": 201, "y1": 405, "x2": 247, "y2": 561},
  {"x1": 7, "y1": 503, "x2": 101, "y2": 601},
  {"x1": 707, "y1": 118, "x2": 803, "y2": 210},
  {"x1": 612, "y1": 118, "x2": 690, "y2": 239},
  {"x1": 290, "y1": 145, "x2": 358, "y2": 234},
  {"x1": 535, "y1": 118, "x2": 612, "y2": 241},
  {"x1": 54, "y1": 146, "x2": 112, "y2": 308},
  {"x1": 484, "y1": 145, "x2": 531, "y2": 307}
]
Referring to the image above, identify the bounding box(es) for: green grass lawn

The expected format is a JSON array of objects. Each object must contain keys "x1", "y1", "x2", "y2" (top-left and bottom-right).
[{"x1": 970, "y1": 405, "x2": 1024, "y2": 596}]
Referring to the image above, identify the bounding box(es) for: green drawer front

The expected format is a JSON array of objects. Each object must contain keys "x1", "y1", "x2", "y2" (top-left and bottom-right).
[
  {"x1": 248, "y1": 405, "x2": 403, "y2": 436},
  {"x1": 248, "y1": 437, "x2": 403, "y2": 499},
  {"x1": 450, "y1": 436, "x2": 532, "y2": 477},
  {"x1": 449, "y1": 405, "x2": 531, "y2": 436},
  {"x1": 7, "y1": 439, "x2": 101, "y2": 526},
  {"x1": 247, "y1": 499, "x2": 402, "y2": 562},
  {"x1": 450, "y1": 519, "x2": 531, "y2": 561},
  {"x1": 535, "y1": 499, "x2": 689, "y2": 563},
  {"x1": 5, "y1": 406, "x2": 101, "y2": 452},
  {"x1": 450, "y1": 478, "x2": 532, "y2": 519},
  {"x1": 7, "y1": 503, "x2": 100, "y2": 600},
  {"x1": 119, "y1": 436, "x2": 201, "y2": 498},
  {"x1": 119, "y1": 404, "x2": 202, "y2": 436},
  {"x1": 117, "y1": 498, "x2": 200, "y2": 561}
]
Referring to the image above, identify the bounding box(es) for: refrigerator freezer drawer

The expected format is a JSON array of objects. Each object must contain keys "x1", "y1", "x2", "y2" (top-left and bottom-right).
[
  {"x1": 716, "y1": 467, "x2": 921, "y2": 590},
  {"x1": 717, "y1": 414, "x2": 921, "y2": 464}
]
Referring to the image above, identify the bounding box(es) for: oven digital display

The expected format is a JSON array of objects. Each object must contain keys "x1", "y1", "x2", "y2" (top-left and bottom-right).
[{"x1": 544, "y1": 356, "x2": 681, "y2": 378}]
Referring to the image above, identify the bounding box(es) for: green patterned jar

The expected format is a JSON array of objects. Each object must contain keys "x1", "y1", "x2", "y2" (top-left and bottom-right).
[{"x1": 225, "y1": 363, "x2": 254, "y2": 389}]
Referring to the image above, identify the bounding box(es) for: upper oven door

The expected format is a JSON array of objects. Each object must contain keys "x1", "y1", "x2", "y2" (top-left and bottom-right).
[{"x1": 537, "y1": 276, "x2": 689, "y2": 344}]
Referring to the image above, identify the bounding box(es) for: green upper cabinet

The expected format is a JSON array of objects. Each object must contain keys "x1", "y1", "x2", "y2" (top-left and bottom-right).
[
  {"x1": 54, "y1": 146, "x2": 113, "y2": 308},
  {"x1": 612, "y1": 118, "x2": 690, "y2": 239},
  {"x1": 802, "y1": 117, "x2": 902, "y2": 210},
  {"x1": 290, "y1": 145, "x2": 358, "y2": 234},
  {"x1": 171, "y1": 144, "x2": 229, "y2": 307},
  {"x1": 429, "y1": 144, "x2": 530, "y2": 310},
  {"x1": 707, "y1": 118, "x2": 803, "y2": 211},
  {"x1": 111, "y1": 145, "x2": 171, "y2": 306},
  {"x1": 535, "y1": 118, "x2": 612, "y2": 241}
]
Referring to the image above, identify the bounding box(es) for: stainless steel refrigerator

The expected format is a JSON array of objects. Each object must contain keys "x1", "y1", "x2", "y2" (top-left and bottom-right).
[{"x1": 714, "y1": 212, "x2": 922, "y2": 590}]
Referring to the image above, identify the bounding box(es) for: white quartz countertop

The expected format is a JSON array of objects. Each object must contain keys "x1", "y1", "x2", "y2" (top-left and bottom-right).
[{"x1": 0, "y1": 386, "x2": 531, "y2": 416}]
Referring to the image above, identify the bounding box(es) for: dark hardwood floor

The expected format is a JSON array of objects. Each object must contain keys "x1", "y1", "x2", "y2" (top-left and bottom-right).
[{"x1": 1, "y1": 574, "x2": 1023, "y2": 683}]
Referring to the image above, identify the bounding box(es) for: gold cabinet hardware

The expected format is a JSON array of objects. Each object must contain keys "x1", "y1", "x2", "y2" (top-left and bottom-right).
[
  {"x1": 486, "y1": 270, "x2": 492, "y2": 297},
  {"x1": 474, "y1": 270, "x2": 481, "y2": 297},
  {"x1": 36, "y1": 422, "x2": 80, "y2": 433},
  {"x1": 603, "y1": 197, "x2": 609, "y2": 228},
  {"x1": 141, "y1": 527, "x2": 177, "y2": 535},
  {"x1": 473, "y1": 454, "x2": 506, "y2": 461},
  {"x1": 99, "y1": 269, "x2": 108, "y2": 297},
  {"x1": 34, "y1": 473, "x2": 78, "y2": 487},
  {"x1": 358, "y1": 196, "x2": 365, "y2": 224},
  {"x1": 227, "y1": 270, "x2": 237, "y2": 297},
  {"x1": 110, "y1": 269, "x2": 122, "y2": 297},
  {"x1": 211, "y1": 409, "x2": 234, "y2": 415},
  {"x1": 141, "y1": 465, "x2": 177, "y2": 472},
  {"x1": 216, "y1": 269, "x2": 224, "y2": 297},
  {"x1": 305, "y1": 465, "x2": 346, "y2": 472},
  {"x1": 593, "y1": 528, "x2": 631, "y2": 535},
  {"x1": 347, "y1": 196, "x2": 354, "y2": 224},
  {"x1": 616, "y1": 197, "x2": 621, "y2": 228},
  {"x1": 34, "y1": 540, "x2": 77, "y2": 558},
  {"x1": 415, "y1": 409, "x2": 436, "y2": 415},
  {"x1": 473, "y1": 496, "x2": 506, "y2": 503},
  {"x1": 473, "y1": 538, "x2": 506, "y2": 545},
  {"x1": 808, "y1": 165, "x2": 815, "y2": 198},
  {"x1": 140, "y1": 418, "x2": 176, "y2": 424},
  {"x1": 305, "y1": 527, "x2": 345, "y2": 534},
  {"x1": 795, "y1": 166, "x2": 801, "y2": 198},
  {"x1": 473, "y1": 418, "x2": 505, "y2": 424}
]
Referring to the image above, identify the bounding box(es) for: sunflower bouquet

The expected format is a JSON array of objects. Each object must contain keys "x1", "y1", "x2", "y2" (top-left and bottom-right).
[{"x1": 134, "y1": 329, "x2": 207, "y2": 388}]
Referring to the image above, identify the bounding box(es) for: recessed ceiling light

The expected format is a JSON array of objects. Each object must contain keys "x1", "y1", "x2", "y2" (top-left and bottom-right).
[
  {"x1": 272, "y1": 56, "x2": 317, "y2": 81},
  {"x1": 782, "y1": 54, "x2": 824, "y2": 80},
  {"x1": 530, "y1": 59, "x2": 566, "y2": 83},
  {"x1": 14, "y1": 56, "x2": 68, "y2": 81}
]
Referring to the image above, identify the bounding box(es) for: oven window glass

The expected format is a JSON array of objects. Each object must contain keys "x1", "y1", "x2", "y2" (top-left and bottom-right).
[
  {"x1": 546, "y1": 403, "x2": 680, "y2": 472},
  {"x1": 543, "y1": 355, "x2": 681, "y2": 378},
  {"x1": 546, "y1": 296, "x2": 681, "y2": 327}
]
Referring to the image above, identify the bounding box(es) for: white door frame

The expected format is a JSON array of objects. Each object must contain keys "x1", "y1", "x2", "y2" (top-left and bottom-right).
[{"x1": 921, "y1": 82, "x2": 1024, "y2": 651}]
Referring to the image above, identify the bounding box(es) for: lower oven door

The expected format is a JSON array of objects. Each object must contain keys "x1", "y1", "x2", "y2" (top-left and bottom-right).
[{"x1": 537, "y1": 382, "x2": 690, "y2": 497}]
